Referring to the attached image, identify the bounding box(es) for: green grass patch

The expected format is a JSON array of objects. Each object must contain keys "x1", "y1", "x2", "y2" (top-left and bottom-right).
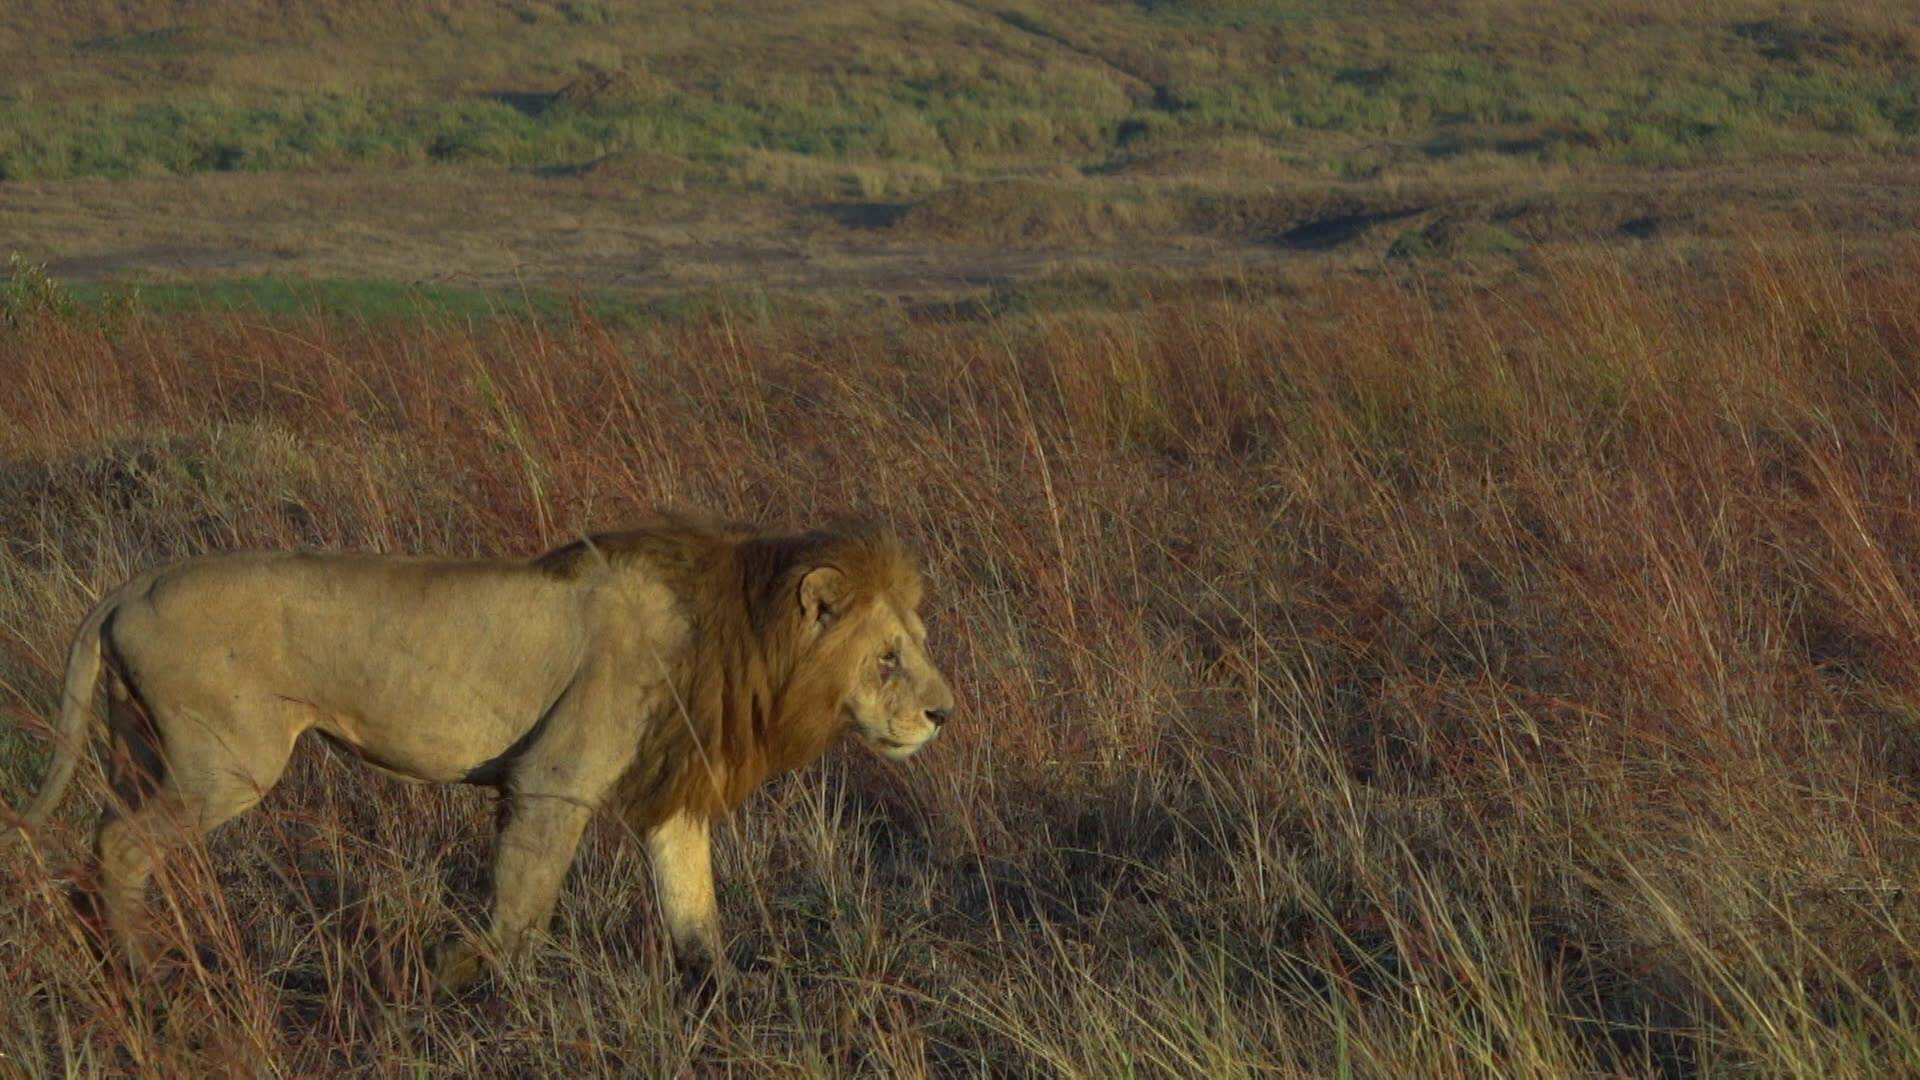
[
  {"x1": 45, "y1": 273, "x2": 844, "y2": 329},
  {"x1": 60, "y1": 277, "x2": 626, "y2": 321},
  {"x1": 5, "y1": 3, "x2": 1919, "y2": 184},
  {"x1": 0, "y1": 95, "x2": 632, "y2": 179},
  {"x1": 74, "y1": 27, "x2": 196, "y2": 57}
]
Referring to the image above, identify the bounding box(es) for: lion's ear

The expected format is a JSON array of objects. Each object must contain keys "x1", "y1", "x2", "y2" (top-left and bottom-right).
[{"x1": 799, "y1": 566, "x2": 848, "y2": 628}]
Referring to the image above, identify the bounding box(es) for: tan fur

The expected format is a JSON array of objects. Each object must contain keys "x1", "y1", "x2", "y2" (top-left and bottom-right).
[{"x1": 9, "y1": 511, "x2": 956, "y2": 990}]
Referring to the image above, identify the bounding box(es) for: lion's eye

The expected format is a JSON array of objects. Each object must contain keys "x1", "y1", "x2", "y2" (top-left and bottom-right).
[{"x1": 879, "y1": 649, "x2": 900, "y2": 675}]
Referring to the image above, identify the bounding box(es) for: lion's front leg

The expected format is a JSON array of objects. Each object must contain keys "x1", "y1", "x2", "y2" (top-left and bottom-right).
[
  {"x1": 434, "y1": 792, "x2": 595, "y2": 993},
  {"x1": 645, "y1": 810, "x2": 729, "y2": 985}
]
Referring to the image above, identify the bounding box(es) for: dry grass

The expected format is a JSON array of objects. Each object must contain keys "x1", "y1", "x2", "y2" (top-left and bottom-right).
[{"x1": 4, "y1": 233, "x2": 1920, "y2": 1076}]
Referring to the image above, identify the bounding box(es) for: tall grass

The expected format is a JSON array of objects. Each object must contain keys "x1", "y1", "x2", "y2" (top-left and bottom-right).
[{"x1": 3, "y1": 238, "x2": 1920, "y2": 1074}]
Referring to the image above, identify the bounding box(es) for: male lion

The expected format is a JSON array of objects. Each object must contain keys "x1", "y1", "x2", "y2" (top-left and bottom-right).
[{"x1": 8, "y1": 513, "x2": 955, "y2": 991}]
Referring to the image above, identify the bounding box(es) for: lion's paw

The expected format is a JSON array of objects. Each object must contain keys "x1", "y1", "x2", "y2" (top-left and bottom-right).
[{"x1": 429, "y1": 937, "x2": 493, "y2": 997}]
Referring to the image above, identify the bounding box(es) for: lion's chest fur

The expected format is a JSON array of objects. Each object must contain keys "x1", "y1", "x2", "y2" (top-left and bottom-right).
[{"x1": 109, "y1": 551, "x2": 694, "y2": 788}]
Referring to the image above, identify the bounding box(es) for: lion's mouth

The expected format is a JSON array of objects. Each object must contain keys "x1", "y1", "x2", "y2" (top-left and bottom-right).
[
  {"x1": 865, "y1": 732, "x2": 929, "y2": 759},
  {"x1": 849, "y1": 710, "x2": 931, "y2": 757}
]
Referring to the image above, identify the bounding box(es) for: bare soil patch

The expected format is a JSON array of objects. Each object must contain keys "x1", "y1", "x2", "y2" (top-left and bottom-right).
[{"x1": 4, "y1": 161, "x2": 1919, "y2": 301}]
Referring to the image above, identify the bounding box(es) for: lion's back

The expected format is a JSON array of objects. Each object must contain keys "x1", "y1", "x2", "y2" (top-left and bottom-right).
[{"x1": 107, "y1": 550, "x2": 606, "y2": 743}]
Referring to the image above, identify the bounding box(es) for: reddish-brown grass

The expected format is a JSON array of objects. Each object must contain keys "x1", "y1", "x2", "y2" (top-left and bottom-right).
[{"x1": 4, "y1": 236, "x2": 1920, "y2": 1075}]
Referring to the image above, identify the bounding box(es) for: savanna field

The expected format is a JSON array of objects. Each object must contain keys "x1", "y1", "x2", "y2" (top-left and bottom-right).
[
  {"x1": 6, "y1": 0, "x2": 1920, "y2": 1076},
  {"x1": 0, "y1": 238, "x2": 1916, "y2": 1076}
]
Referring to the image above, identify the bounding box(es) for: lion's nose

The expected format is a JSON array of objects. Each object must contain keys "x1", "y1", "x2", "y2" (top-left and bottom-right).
[{"x1": 925, "y1": 707, "x2": 952, "y2": 728}]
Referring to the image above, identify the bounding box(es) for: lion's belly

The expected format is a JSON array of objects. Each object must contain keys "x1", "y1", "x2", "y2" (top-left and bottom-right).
[{"x1": 302, "y1": 639, "x2": 576, "y2": 783}]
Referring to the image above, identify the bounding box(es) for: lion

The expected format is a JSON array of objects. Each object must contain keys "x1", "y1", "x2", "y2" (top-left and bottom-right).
[{"x1": 7, "y1": 512, "x2": 956, "y2": 992}]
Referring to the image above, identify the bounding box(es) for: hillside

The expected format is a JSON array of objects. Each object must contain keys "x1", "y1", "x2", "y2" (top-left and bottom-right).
[{"x1": 3, "y1": 1, "x2": 1916, "y2": 183}]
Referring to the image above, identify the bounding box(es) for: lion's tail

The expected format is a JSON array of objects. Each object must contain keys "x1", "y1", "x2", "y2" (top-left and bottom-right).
[{"x1": 9, "y1": 577, "x2": 141, "y2": 837}]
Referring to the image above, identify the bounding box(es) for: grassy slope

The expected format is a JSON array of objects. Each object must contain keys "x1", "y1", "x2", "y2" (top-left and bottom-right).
[
  {"x1": 1, "y1": 1, "x2": 1916, "y2": 183},
  {"x1": 3, "y1": 238, "x2": 1920, "y2": 1074}
]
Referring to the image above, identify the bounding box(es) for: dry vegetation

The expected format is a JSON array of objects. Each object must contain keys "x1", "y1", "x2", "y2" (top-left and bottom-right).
[{"x1": 3, "y1": 232, "x2": 1920, "y2": 1076}]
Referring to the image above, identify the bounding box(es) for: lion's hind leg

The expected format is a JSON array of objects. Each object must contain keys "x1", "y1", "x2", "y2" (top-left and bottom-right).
[
  {"x1": 80, "y1": 672, "x2": 173, "y2": 972},
  {"x1": 90, "y1": 687, "x2": 300, "y2": 976}
]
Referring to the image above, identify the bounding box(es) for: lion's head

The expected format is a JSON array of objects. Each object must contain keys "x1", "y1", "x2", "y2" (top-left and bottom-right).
[
  {"x1": 794, "y1": 550, "x2": 955, "y2": 761},
  {"x1": 764, "y1": 518, "x2": 952, "y2": 757}
]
